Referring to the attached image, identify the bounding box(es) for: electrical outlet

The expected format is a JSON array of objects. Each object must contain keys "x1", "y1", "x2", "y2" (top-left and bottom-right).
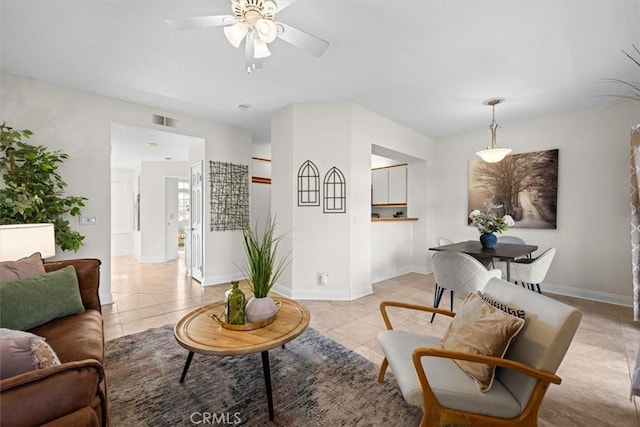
[{"x1": 317, "y1": 271, "x2": 328, "y2": 286}]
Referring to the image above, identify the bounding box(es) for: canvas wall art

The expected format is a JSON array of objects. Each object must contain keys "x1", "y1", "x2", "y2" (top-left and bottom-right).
[
  {"x1": 468, "y1": 149, "x2": 558, "y2": 229},
  {"x1": 209, "y1": 161, "x2": 249, "y2": 231}
]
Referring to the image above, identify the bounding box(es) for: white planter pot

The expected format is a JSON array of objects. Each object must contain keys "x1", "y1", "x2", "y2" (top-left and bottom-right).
[{"x1": 245, "y1": 296, "x2": 277, "y2": 323}]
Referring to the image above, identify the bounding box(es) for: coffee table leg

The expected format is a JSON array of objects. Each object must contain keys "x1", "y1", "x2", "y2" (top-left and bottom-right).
[
  {"x1": 261, "y1": 351, "x2": 274, "y2": 421},
  {"x1": 179, "y1": 351, "x2": 194, "y2": 384}
]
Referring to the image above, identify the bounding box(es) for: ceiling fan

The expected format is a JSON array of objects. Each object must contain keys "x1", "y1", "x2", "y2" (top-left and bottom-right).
[{"x1": 166, "y1": 0, "x2": 329, "y2": 73}]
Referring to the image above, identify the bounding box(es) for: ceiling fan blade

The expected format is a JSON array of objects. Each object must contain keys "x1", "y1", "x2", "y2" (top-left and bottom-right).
[
  {"x1": 166, "y1": 15, "x2": 234, "y2": 30},
  {"x1": 276, "y1": 22, "x2": 329, "y2": 57},
  {"x1": 275, "y1": 0, "x2": 297, "y2": 12}
]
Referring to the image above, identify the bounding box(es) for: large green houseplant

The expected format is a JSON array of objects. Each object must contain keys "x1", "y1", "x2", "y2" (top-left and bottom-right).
[
  {"x1": 0, "y1": 123, "x2": 87, "y2": 251},
  {"x1": 240, "y1": 216, "x2": 290, "y2": 323}
]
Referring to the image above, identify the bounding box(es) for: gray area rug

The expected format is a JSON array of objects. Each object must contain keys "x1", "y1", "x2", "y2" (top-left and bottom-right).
[{"x1": 105, "y1": 324, "x2": 421, "y2": 426}]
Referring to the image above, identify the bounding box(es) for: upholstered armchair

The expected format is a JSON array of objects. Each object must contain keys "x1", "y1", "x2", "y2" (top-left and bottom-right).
[{"x1": 377, "y1": 277, "x2": 582, "y2": 426}]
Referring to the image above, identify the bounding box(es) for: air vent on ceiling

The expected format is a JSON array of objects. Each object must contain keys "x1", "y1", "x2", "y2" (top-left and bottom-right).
[{"x1": 152, "y1": 114, "x2": 178, "y2": 128}]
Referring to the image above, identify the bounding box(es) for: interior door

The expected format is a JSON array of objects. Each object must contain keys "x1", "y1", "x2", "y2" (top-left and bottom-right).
[{"x1": 189, "y1": 161, "x2": 203, "y2": 281}]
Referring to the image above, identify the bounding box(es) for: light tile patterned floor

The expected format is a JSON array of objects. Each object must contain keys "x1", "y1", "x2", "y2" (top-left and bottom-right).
[{"x1": 105, "y1": 254, "x2": 640, "y2": 425}]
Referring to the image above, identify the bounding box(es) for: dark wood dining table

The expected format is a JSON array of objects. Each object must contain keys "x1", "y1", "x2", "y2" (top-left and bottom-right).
[{"x1": 429, "y1": 240, "x2": 538, "y2": 282}]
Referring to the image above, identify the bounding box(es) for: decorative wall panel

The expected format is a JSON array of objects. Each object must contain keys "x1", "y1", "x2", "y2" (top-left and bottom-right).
[
  {"x1": 323, "y1": 167, "x2": 346, "y2": 214},
  {"x1": 209, "y1": 161, "x2": 249, "y2": 231}
]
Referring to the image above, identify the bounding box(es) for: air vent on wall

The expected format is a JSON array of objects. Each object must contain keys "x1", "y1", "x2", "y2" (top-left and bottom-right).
[{"x1": 152, "y1": 114, "x2": 178, "y2": 128}]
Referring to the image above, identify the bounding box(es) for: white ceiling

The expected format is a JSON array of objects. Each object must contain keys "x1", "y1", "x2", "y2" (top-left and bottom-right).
[{"x1": 2, "y1": 0, "x2": 639, "y2": 168}]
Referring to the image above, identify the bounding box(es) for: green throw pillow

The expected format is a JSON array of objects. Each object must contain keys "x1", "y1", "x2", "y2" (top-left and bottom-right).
[{"x1": 0, "y1": 266, "x2": 85, "y2": 331}]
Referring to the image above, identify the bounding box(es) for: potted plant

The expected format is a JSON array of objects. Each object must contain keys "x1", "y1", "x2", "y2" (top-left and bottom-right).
[
  {"x1": 240, "y1": 216, "x2": 291, "y2": 323},
  {"x1": 469, "y1": 203, "x2": 515, "y2": 249},
  {"x1": 0, "y1": 123, "x2": 87, "y2": 251}
]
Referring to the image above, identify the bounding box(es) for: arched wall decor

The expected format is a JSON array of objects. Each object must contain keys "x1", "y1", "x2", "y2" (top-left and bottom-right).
[
  {"x1": 323, "y1": 166, "x2": 346, "y2": 214},
  {"x1": 297, "y1": 160, "x2": 320, "y2": 206}
]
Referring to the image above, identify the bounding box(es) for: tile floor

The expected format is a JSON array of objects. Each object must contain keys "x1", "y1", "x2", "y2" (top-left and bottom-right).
[{"x1": 104, "y1": 253, "x2": 640, "y2": 425}]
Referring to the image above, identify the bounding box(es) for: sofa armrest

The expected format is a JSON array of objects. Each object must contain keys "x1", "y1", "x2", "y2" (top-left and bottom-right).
[
  {"x1": 0, "y1": 359, "x2": 106, "y2": 427},
  {"x1": 44, "y1": 258, "x2": 102, "y2": 312}
]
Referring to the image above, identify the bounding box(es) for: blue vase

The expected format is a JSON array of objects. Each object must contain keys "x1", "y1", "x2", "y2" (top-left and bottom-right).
[{"x1": 480, "y1": 233, "x2": 497, "y2": 249}]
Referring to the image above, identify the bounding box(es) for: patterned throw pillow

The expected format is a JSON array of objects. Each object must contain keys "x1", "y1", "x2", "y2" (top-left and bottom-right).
[
  {"x1": 0, "y1": 328, "x2": 61, "y2": 379},
  {"x1": 440, "y1": 292, "x2": 525, "y2": 392},
  {"x1": 476, "y1": 291, "x2": 526, "y2": 319}
]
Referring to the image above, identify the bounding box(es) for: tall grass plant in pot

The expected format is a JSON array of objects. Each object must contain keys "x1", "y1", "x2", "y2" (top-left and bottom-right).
[{"x1": 241, "y1": 216, "x2": 290, "y2": 323}]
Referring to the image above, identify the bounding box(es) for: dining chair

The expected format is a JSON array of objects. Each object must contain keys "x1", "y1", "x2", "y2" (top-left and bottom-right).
[
  {"x1": 430, "y1": 251, "x2": 501, "y2": 322},
  {"x1": 493, "y1": 247, "x2": 556, "y2": 293},
  {"x1": 497, "y1": 235, "x2": 526, "y2": 244},
  {"x1": 377, "y1": 276, "x2": 582, "y2": 427},
  {"x1": 438, "y1": 237, "x2": 454, "y2": 246}
]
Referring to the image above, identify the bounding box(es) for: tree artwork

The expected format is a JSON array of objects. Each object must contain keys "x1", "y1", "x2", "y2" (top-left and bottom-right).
[{"x1": 468, "y1": 149, "x2": 558, "y2": 229}]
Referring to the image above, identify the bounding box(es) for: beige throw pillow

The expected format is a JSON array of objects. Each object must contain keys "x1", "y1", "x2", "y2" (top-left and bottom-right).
[
  {"x1": 0, "y1": 252, "x2": 46, "y2": 284},
  {"x1": 440, "y1": 292, "x2": 525, "y2": 391}
]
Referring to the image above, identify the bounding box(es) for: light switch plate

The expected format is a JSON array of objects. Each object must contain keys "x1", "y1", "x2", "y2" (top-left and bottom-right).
[{"x1": 79, "y1": 215, "x2": 97, "y2": 225}]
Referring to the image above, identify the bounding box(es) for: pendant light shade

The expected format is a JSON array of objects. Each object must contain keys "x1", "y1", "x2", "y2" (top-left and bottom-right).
[
  {"x1": 476, "y1": 147, "x2": 512, "y2": 163},
  {"x1": 476, "y1": 97, "x2": 512, "y2": 163},
  {"x1": 253, "y1": 38, "x2": 271, "y2": 58},
  {"x1": 224, "y1": 22, "x2": 248, "y2": 48},
  {"x1": 256, "y1": 19, "x2": 277, "y2": 43}
]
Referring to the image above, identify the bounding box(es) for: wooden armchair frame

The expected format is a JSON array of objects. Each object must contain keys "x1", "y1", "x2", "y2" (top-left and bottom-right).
[{"x1": 378, "y1": 300, "x2": 561, "y2": 427}]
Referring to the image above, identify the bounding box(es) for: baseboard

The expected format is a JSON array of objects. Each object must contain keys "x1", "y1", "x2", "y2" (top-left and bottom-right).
[
  {"x1": 386, "y1": 266, "x2": 633, "y2": 308},
  {"x1": 134, "y1": 256, "x2": 171, "y2": 263},
  {"x1": 272, "y1": 283, "x2": 373, "y2": 301},
  {"x1": 542, "y1": 282, "x2": 633, "y2": 308},
  {"x1": 201, "y1": 272, "x2": 244, "y2": 287},
  {"x1": 371, "y1": 265, "x2": 415, "y2": 284}
]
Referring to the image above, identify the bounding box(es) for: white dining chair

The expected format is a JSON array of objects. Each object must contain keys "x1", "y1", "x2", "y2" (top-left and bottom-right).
[
  {"x1": 493, "y1": 247, "x2": 556, "y2": 294},
  {"x1": 430, "y1": 251, "x2": 502, "y2": 322},
  {"x1": 497, "y1": 235, "x2": 526, "y2": 245},
  {"x1": 438, "y1": 237, "x2": 454, "y2": 246}
]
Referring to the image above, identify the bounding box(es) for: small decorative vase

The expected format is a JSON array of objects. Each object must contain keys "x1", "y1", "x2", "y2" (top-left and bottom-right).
[
  {"x1": 225, "y1": 281, "x2": 245, "y2": 325},
  {"x1": 245, "y1": 295, "x2": 277, "y2": 323},
  {"x1": 480, "y1": 232, "x2": 497, "y2": 249}
]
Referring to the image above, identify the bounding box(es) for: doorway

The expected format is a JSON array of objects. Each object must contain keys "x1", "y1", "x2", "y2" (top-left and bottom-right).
[{"x1": 110, "y1": 122, "x2": 204, "y2": 265}]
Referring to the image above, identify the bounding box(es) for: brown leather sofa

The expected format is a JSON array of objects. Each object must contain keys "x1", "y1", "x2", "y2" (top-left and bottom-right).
[{"x1": 0, "y1": 258, "x2": 108, "y2": 427}]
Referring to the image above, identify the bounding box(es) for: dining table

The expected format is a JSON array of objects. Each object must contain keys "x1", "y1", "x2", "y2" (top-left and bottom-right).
[{"x1": 429, "y1": 240, "x2": 538, "y2": 282}]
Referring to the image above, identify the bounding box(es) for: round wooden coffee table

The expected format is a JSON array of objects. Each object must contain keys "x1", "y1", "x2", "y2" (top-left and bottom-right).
[{"x1": 174, "y1": 296, "x2": 310, "y2": 421}]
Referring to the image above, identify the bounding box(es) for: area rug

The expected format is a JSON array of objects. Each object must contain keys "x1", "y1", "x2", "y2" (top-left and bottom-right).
[{"x1": 105, "y1": 324, "x2": 421, "y2": 426}]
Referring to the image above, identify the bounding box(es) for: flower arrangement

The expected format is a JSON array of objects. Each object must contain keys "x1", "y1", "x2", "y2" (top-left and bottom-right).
[{"x1": 469, "y1": 206, "x2": 515, "y2": 234}]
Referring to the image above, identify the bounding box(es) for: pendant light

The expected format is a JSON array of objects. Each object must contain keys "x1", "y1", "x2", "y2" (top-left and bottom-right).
[{"x1": 476, "y1": 97, "x2": 512, "y2": 163}]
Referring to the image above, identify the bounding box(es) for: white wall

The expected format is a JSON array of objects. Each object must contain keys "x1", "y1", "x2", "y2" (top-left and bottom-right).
[
  {"x1": 138, "y1": 162, "x2": 188, "y2": 262},
  {"x1": 111, "y1": 168, "x2": 134, "y2": 256},
  {"x1": 352, "y1": 105, "x2": 437, "y2": 278},
  {"x1": 200, "y1": 123, "x2": 253, "y2": 286},
  {"x1": 251, "y1": 144, "x2": 272, "y2": 224},
  {"x1": 272, "y1": 104, "x2": 360, "y2": 299},
  {"x1": 272, "y1": 103, "x2": 437, "y2": 299},
  {"x1": 433, "y1": 101, "x2": 640, "y2": 305},
  {"x1": 1, "y1": 71, "x2": 252, "y2": 304}
]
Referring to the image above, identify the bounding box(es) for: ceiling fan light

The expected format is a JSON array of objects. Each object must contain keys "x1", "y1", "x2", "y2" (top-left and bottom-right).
[
  {"x1": 476, "y1": 147, "x2": 512, "y2": 163},
  {"x1": 253, "y1": 39, "x2": 271, "y2": 58},
  {"x1": 223, "y1": 22, "x2": 248, "y2": 48},
  {"x1": 256, "y1": 19, "x2": 277, "y2": 43},
  {"x1": 263, "y1": 0, "x2": 278, "y2": 14}
]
